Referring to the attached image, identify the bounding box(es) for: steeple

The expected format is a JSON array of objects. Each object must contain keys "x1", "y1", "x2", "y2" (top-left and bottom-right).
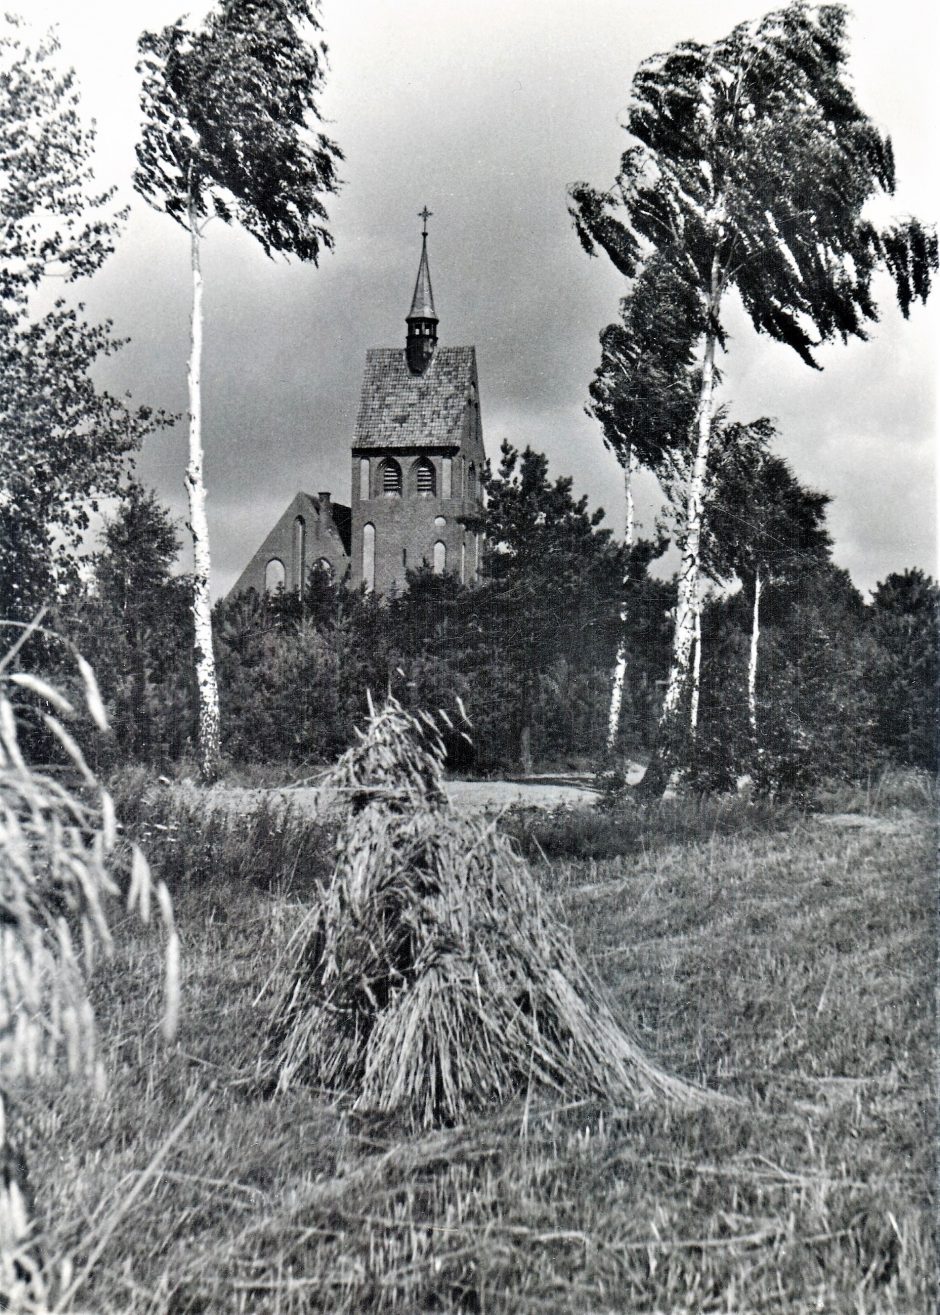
[{"x1": 406, "y1": 207, "x2": 438, "y2": 373}]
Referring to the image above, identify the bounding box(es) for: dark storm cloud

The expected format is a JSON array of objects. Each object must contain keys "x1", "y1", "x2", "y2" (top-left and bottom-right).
[{"x1": 30, "y1": 0, "x2": 938, "y2": 596}]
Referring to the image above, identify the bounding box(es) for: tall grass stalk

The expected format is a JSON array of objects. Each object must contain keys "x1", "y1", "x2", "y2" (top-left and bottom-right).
[{"x1": 0, "y1": 622, "x2": 178, "y2": 1306}]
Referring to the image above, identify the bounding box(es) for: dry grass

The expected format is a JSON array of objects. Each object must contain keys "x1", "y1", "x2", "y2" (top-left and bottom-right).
[
  {"x1": 18, "y1": 770, "x2": 937, "y2": 1313},
  {"x1": 0, "y1": 624, "x2": 177, "y2": 1309},
  {"x1": 259, "y1": 698, "x2": 709, "y2": 1125}
]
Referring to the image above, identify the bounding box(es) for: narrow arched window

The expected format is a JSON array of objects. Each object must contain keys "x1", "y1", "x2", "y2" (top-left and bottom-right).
[
  {"x1": 441, "y1": 456, "x2": 452, "y2": 498},
  {"x1": 359, "y1": 457, "x2": 370, "y2": 500},
  {"x1": 467, "y1": 462, "x2": 477, "y2": 500},
  {"x1": 433, "y1": 540, "x2": 446, "y2": 575},
  {"x1": 434, "y1": 515, "x2": 446, "y2": 531},
  {"x1": 414, "y1": 457, "x2": 435, "y2": 496},
  {"x1": 381, "y1": 458, "x2": 402, "y2": 495},
  {"x1": 292, "y1": 516, "x2": 306, "y2": 592},
  {"x1": 362, "y1": 523, "x2": 376, "y2": 592},
  {"x1": 265, "y1": 558, "x2": 286, "y2": 594},
  {"x1": 460, "y1": 536, "x2": 466, "y2": 584}
]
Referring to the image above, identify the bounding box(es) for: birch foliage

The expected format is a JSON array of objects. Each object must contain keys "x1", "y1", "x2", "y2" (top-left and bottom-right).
[
  {"x1": 134, "y1": 0, "x2": 342, "y2": 780},
  {"x1": 570, "y1": 1, "x2": 937, "y2": 779}
]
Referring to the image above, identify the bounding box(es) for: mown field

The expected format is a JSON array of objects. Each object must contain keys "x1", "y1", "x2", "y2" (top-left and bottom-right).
[{"x1": 20, "y1": 784, "x2": 937, "y2": 1313}]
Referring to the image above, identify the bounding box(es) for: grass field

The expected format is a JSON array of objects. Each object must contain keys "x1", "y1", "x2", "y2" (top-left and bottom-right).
[{"x1": 19, "y1": 786, "x2": 937, "y2": 1313}]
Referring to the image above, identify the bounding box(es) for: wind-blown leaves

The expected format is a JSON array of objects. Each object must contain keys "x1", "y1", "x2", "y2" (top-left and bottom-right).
[
  {"x1": 571, "y1": 2, "x2": 936, "y2": 365},
  {"x1": 135, "y1": 0, "x2": 343, "y2": 260},
  {"x1": 570, "y1": 2, "x2": 936, "y2": 779}
]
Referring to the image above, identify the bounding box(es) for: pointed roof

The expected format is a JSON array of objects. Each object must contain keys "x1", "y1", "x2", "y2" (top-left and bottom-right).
[{"x1": 407, "y1": 234, "x2": 438, "y2": 322}]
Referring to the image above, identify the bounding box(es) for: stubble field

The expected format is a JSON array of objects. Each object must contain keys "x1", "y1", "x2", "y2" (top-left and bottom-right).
[{"x1": 19, "y1": 782, "x2": 937, "y2": 1313}]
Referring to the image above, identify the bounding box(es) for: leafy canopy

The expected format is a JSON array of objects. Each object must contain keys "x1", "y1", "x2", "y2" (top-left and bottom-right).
[
  {"x1": 571, "y1": 2, "x2": 936, "y2": 366},
  {"x1": 135, "y1": 0, "x2": 342, "y2": 257},
  {"x1": 703, "y1": 419, "x2": 832, "y2": 588},
  {"x1": 0, "y1": 18, "x2": 162, "y2": 619}
]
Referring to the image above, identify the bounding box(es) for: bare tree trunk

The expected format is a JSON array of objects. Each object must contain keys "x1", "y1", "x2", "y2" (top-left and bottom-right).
[
  {"x1": 690, "y1": 589, "x2": 702, "y2": 734},
  {"x1": 748, "y1": 569, "x2": 761, "y2": 736},
  {"x1": 520, "y1": 721, "x2": 533, "y2": 775},
  {"x1": 606, "y1": 446, "x2": 635, "y2": 752},
  {"x1": 186, "y1": 196, "x2": 221, "y2": 781},
  {"x1": 659, "y1": 259, "x2": 722, "y2": 744}
]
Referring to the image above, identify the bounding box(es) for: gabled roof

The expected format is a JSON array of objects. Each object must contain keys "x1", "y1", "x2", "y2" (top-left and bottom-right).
[{"x1": 354, "y1": 346, "x2": 477, "y2": 450}]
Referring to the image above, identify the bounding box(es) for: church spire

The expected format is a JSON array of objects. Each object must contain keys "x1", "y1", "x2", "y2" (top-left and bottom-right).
[{"x1": 406, "y1": 207, "x2": 438, "y2": 373}]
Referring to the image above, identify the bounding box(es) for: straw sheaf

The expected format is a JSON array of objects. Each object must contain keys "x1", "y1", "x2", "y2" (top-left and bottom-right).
[{"x1": 263, "y1": 697, "x2": 716, "y2": 1127}]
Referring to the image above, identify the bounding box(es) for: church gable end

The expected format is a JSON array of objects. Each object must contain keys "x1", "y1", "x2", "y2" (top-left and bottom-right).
[{"x1": 230, "y1": 490, "x2": 350, "y2": 598}]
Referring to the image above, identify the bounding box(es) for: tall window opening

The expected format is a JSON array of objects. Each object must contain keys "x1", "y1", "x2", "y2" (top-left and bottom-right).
[
  {"x1": 292, "y1": 515, "x2": 306, "y2": 592},
  {"x1": 359, "y1": 457, "x2": 370, "y2": 500},
  {"x1": 265, "y1": 558, "x2": 286, "y2": 593},
  {"x1": 381, "y1": 458, "x2": 402, "y2": 495},
  {"x1": 433, "y1": 541, "x2": 446, "y2": 575},
  {"x1": 441, "y1": 456, "x2": 452, "y2": 498},
  {"x1": 467, "y1": 462, "x2": 477, "y2": 500},
  {"x1": 362, "y1": 523, "x2": 376, "y2": 592}
]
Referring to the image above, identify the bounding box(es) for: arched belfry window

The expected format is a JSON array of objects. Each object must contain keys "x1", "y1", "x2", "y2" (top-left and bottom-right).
[
  {"x1": 359, "y1": 457, "x2": 370, "y2": 500},
  {"x1": 265, "y1": 558, "x2": 286, "y2": 594},
  {"x1": 413, "y1": 456, "x2": 435, "y2": 496},
  {"x1": 433, "y1": 541, "x2": 446, "y2": 575},
  {"x1": 467, "y1": 462, "x2": 477, "y2": 500},
  {"x1": 362, "y1": 523, "x2": 376, "y2": 592},
  {"x1": 380, "y1": 457, "x2": 402, "y2": 496},
  {"x1": 292, "y1": 516, "x2": 306, "y2": 592}
]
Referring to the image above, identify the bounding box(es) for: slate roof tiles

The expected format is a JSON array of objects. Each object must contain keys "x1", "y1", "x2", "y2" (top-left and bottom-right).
[{"x1": 354, "y1": 346, "x2": 476, "y2": 450}]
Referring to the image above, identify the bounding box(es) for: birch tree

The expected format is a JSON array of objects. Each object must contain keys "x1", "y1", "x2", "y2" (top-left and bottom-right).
[
  {"x1": 704, "y1": 420, "x2": 831, "y2": 738},
  {"x1": 570, "y1": 1, "x2": 936, "y2": 782},
  {"x1": 587, "y1": 252, "x2": 700, "y2": 751},
  {"x1": 135, "y1": 0, "x2": 341, "y2": 779}
]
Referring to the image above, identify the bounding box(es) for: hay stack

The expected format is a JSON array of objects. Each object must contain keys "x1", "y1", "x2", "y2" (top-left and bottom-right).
[{"x1": 262, "y1": 697, "x2": 710, "y2": 1127}]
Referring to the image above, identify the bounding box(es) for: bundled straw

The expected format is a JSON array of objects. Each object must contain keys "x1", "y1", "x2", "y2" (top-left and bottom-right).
[{"x1": 261, "y1": 696, "x2": 711, "y2": 1128}]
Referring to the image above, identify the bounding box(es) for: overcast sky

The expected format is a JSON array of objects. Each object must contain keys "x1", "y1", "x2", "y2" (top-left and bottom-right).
[{"x1": 26, "y1": 0, "x2": 940, "y2": 597}]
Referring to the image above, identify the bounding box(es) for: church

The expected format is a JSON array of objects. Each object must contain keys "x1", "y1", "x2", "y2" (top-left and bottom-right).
[{"x1": 231, "y1": 215, "x2": 486, "y2": 598}]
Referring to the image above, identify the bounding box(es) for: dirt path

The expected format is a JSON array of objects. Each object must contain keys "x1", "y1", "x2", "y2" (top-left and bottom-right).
[{"x1": 181, "y1": 769, "x2": 651, "y2": 820}]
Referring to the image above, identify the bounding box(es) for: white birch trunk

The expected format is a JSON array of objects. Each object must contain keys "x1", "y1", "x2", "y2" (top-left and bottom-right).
[
  {"x1": 690, "y1": 589, "x2": 702, "y2": 734},
  {"x1": 186, "y1": 197, "x2": 221, "y2": 780},
  {"x1": 748, "y1": 569, "x2": 761, "y2": 735},
  {"x1": 605, "y1": 446, "x2": 635, "y2": 751},
  {"x1": 660, "y1": 261, "x2": 722, "y2": 733}
]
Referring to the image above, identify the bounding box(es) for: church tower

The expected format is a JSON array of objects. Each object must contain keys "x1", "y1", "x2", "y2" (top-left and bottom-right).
[{"x1": 351, "y1": 212, "x2": 485, "y2": 595}]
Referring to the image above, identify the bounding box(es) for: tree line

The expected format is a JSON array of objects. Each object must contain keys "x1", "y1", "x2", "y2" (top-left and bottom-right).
[{"x1": 52, "y1": 456, "x2": 939, "y2": 792}]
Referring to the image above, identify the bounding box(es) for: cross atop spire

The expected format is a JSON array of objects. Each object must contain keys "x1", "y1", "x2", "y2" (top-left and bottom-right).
[{"x1": 406, "y1": 210, "x2": 438, "y2": 372}]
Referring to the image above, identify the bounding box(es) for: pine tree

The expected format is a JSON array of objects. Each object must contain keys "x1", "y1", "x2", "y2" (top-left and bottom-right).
[
  {"x1": 134, "y1": 0, "x2": 342, "y2": 780},
  {"x1": 483, "y1": 442, "x2": 626, "y2": 770},
  {"x1": 570, "y1": 1, "x2": 937, "y2": 786}
]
